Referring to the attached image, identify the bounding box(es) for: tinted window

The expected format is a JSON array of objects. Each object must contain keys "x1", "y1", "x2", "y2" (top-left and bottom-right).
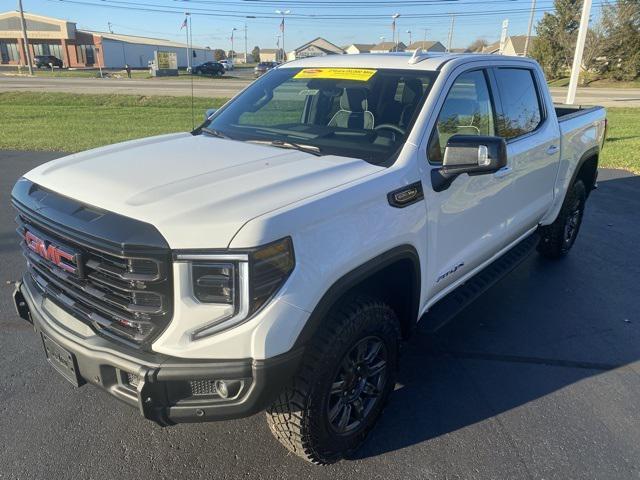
[
  {"x1": 494, "y1": 68, "x2": 542, "y2": 139},
  {"x1": 428, "y1": 70, "x2": 495, "y2": 163}
]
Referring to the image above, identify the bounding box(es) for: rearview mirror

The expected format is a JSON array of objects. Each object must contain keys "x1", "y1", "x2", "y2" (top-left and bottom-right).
[{"x1": 432, "y1": 135, "x2": 507, "y2": 192}]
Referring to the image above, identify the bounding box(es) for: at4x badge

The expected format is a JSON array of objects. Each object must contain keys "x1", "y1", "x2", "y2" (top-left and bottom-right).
[{"x1": 436, "y1": 262, "x2": 464, "y2": 283}]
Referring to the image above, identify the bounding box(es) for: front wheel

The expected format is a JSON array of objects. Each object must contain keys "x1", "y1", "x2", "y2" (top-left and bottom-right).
[
  {"x1": 537, "y1": 179, "x2": 587, "y2": 258},
  {"x1": 266, "y1": 295, "x2": 400, "y2": 464}
]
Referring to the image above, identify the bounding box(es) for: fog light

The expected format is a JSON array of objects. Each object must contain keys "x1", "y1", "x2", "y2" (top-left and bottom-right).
[{"x1": 215, "y1": 380, "x2": 229, "y2": 399}]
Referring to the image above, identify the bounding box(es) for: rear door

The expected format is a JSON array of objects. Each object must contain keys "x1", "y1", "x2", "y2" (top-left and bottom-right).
[
  {"x1": 490, "y1": 66, "x2": 560, "y2": 240},
  {"x1": 422, "y1": 67, "x2": 516, "y2": 297}
]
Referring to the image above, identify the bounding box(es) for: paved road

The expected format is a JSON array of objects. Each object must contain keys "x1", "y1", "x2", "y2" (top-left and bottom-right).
[
  {"x1": 1, "y1": 151, "x2": 639, "y2": 479},
  {"x1": 0, "y1": 73, "x2": 253, "y2": 98},
  {"x1": 2, "y1": 74, "x2": 639, "y2": 106}
]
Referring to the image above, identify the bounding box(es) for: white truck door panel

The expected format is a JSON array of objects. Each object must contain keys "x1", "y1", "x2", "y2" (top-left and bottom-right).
[
  {"x1": 491, "y1": 67, "x2": 560, "y2": 241},
  {"x1": 421, "y1": 69, "x2": 516, "y2": 297}
]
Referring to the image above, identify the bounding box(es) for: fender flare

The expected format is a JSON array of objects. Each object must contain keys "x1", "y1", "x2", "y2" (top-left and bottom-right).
[
  {"x1": 293, "y1": 244, "x2": 421, "y2": 348},
  {"x1": 569, "y1": 145, "x2": 600, "y2": 194}
]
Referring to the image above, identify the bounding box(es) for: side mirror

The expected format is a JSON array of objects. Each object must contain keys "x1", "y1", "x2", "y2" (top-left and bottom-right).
[
  {"x1": 431, "y1": 135, "x2": 507, "y2": 192},
  {"x1": 204, "y1": 108, "x2": 218, "y2": 121}
]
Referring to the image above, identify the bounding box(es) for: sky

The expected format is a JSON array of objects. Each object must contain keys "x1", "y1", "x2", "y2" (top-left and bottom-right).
[{"x1": 16, "y1": 0, "x2": 603, "y2": 52}]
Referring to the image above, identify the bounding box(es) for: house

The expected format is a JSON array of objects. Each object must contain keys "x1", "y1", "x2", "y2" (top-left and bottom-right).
[
  {"x1": 344, "y1": 43, "x2": 375, "y2": 54},
  {"x1": 449, "y1": 47, "x2": 472, "y2": 54},
  {"x1": 286, "y1": 37, "x2": 344, "y2": 61},
  {"x1": 370, "y1": 41, "x2": 406, "y2": 53},
  {"x1": 0, "y1": 10, "x2": 213, "y2": 68},
  {"x1": 258, "y1": 48, "x2": 284, "y2": 63},
  {"x1": 405, "y1": 41, "x2": 446, "y2": 53},
  {"x1": 482, "y1": 35, "x2": 536, "y2": 56}
]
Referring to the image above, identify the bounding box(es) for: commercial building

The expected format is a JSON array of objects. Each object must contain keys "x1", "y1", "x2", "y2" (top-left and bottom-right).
[
  {"x1": 286, "y1": 37, "x2": 344, "y2": 61},
  {"x1": 258, "y1": 48, "x2": 283, "y2": 63},
  {"x1": 0, "y1": 10, "x2": 213, "y2": 68}
]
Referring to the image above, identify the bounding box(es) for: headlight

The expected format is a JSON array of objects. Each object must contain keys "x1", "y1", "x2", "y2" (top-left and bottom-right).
[{"x1": 177, "y1": 237, "x2": 295, "y2": 339}]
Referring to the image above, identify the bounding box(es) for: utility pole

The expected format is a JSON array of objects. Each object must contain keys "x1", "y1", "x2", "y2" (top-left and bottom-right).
[
  {"x1": 523, "y1": 0, "x2": 537, "y2": 56},
  {"x1": 447, "y1": 14, "x2": 455, "y2": 52},
  {"x1": 566, "y1": 0, "x2": 592, "y2": 104},
  {"x1": 244, "y1": 23, "x2": 248, "y2": 63},
  {"x1": 108, "y1": 21, "x2": 113, "y2": 33},
  {"x1": 422, "y1": 28, "x2": 428, "y2": 50},
  {"x1": 391, "y1": 13, "x2": 400, "y2": 52},
  {"x1": 17, "y1": 0, "x2": 33, "y2": 75},
  {"x1": 406, "y1": 30, "x2": 412, "y2": 47}
]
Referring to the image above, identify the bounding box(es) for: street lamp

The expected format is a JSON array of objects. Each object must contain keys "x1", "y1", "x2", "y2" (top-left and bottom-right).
[
  {"x1": 392, "y1": 13, "x2": 400, "y2": 52},
  {"x1": 275, "y1": 9, "x2": 290, "y2": 61},
  {"x1": 231, "y1": 27, "x2": 237, "y2": 62}
]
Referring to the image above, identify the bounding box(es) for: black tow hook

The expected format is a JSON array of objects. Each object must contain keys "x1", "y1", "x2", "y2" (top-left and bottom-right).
[{"x1": 11, "y1": 281, "x2": 32, "y2": 324}]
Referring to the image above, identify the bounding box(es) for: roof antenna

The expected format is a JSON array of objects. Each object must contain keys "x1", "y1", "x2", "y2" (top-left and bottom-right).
[{"x1": 408, "y1": 47, "x2": 424, "y2": 64}]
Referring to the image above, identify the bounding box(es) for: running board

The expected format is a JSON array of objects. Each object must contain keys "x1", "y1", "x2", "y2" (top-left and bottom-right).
[{"x1": 419, "y1": 234, "x2": 539, "y2": 334}]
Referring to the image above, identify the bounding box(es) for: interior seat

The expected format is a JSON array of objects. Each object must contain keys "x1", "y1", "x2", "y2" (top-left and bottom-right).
[
  {"x1": 398, "y1": 78, "x2": 424, "y2": 127},
  {"x1": 328, "y1": 88, "x2": 374, "y2": 130}
]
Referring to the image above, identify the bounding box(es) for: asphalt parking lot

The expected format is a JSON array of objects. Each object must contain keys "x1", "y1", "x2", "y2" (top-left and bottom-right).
[{"x1": 1, "y1": 151, "x2": 639, "y2": 479}]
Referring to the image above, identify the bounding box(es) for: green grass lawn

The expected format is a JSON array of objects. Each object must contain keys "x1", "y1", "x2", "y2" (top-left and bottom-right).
[
  {"x1": 0, "y1": 92, "x2": 637, "y2": 174},
  {"x1": 0, "y1": 92, "x2": 227, "y2": 152}
]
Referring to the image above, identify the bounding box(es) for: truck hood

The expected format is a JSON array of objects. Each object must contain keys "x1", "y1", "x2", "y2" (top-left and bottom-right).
[{"x1": 23, "y1": 133, "x2": 383, "y2": 248}]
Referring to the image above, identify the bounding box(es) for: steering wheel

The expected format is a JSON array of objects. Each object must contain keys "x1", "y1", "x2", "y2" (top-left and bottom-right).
[{"x1": 374, "y1": 124, "x2": 406, "y2": 136}]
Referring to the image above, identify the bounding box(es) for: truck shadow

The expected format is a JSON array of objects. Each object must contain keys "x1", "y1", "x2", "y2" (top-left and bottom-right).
[{"x1": 353, "y1": 170, "x2": 640, "y2": 460}]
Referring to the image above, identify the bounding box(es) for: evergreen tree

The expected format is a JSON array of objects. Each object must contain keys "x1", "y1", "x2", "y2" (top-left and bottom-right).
[
  {"x1": 530, "y1": 0, "x2": 582, "y2": 79},
  {"x1": 602, "y1": 0, "x2": 640, "y2": 81}
]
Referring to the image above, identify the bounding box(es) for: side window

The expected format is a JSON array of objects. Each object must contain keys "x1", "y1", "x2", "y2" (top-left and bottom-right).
[
  {"x1": 494, "y1": 68, "x2": 542, "y2": 139},
  {"x1": 428, "y1": 70, "x2": 495, "y2": 163}
]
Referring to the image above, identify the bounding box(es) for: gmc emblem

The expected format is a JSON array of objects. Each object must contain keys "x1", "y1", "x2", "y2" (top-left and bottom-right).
[{"x1": 24, "y1": 230, "x2": 81, "y2": 276}]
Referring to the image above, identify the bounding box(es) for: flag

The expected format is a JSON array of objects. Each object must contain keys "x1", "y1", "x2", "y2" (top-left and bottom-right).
[
  {"x1": 180, "y1": 17, "x2": 188, "y2": 30},
  {"x1": 280, "y1": 18, "x2": 285, "y2": 32}
]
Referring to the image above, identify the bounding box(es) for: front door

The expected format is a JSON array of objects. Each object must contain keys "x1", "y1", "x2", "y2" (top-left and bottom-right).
[{"x1": 421, "y1": 68, "x2": 516, "y2": 299}]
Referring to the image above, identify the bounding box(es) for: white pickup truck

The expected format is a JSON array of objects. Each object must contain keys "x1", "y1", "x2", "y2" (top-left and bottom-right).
[{"x1": 12, "y1": 53, "x2": 606, "y2": 464}]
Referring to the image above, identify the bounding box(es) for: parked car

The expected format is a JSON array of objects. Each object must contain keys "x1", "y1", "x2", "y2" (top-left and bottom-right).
[
  {"x1": 219, "y1": 59, "x2": 234, "y2": 71},
  {"x1": 191, "y1": 61, "x2": 225, "y2": 76},
  {"x1": 254, "y1": 61, "x2": 278, "y2": 77},
  {"x1": 12, "y1": 53, "x2": 605, "y2": 465},
  {"x1": 34, "y1": 55, "x2": 63, "y2": 68}
]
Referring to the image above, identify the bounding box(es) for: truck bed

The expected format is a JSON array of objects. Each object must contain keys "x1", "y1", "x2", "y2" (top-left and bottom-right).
[{"x1": 554, "y1": 104, "x2": 604, "y2": 122}]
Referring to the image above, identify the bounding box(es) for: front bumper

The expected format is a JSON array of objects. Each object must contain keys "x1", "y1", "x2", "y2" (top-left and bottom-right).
[{"x1": 14, "y1": 274, "x2": 303, "y2": 426}]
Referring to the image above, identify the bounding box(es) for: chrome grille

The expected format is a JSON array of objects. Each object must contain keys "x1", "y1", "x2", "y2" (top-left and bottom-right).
[{"x1": 16, "y1": 213, "x2": 172, "y2": 347}]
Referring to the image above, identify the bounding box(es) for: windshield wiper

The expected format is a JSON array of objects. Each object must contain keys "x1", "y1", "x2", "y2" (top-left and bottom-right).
[
  {"x1": 248, "y1": 139, "x2": 323, "y2": 157},
  {"x1": 201, "y1": 127, "x2": 230, "y2": 139}
]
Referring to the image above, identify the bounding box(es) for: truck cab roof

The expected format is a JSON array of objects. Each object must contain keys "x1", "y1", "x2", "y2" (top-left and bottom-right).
[{"x1": 280, "y1": 52, "x2": 540, "y2": 72}]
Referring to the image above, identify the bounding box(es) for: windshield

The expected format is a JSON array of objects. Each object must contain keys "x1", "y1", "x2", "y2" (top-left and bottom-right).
[{"x1": 203, "y1": 67, "x2": 437, "y2": 165}]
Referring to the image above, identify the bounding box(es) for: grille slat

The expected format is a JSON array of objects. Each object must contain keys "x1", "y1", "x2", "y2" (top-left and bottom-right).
[{"x1": 16, "y1": 211, "x2": 172, "y2": 347}]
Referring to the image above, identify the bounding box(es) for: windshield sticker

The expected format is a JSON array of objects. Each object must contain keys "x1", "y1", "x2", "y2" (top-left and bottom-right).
[{"x1": 294, "y1": 68, "x2": 377, "y2": 82}]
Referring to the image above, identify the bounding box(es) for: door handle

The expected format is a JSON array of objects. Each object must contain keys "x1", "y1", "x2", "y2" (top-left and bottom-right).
[
  {"x1": 546, "y1": 145, "x2": 559, "y2": 155},
  {"x1": 494, "y1": 166, "x2": 513, "y2": 179}
]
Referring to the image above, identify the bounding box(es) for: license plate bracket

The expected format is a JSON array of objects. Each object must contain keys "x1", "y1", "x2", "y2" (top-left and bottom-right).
[{"x1": 41, "y1": 333, "x2": 83, "y2": 387}]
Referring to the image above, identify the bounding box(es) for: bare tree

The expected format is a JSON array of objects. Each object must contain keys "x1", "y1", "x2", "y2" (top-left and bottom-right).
[
  {"x1": 467, "y1": 38, "x2": 489, "y2": 52},
  {"x1": 581, "y1": 23, "x2": 606, "y2": 84}
]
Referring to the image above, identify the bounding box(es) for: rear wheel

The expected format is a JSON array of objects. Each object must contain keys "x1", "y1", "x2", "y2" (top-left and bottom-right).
[
  {"x1": 266, "y1": 295, "x2": 400, "y2": 464},
  {"x1": 537, "y1": 179, "x2": 587, "y2": 259}
]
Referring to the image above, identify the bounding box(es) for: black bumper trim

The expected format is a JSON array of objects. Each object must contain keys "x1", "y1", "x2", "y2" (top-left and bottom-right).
[{"x1": 16, "y1": 275, "x2": 304, "y2": 425}]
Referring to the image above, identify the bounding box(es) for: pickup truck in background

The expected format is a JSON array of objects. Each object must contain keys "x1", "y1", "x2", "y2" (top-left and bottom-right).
[{"x1": 12, "y1": 52, "x2": 606, "y2": 464}]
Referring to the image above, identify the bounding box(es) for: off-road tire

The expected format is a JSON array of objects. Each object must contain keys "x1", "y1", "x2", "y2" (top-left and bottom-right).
[
  {"x1": 266, "y1": 295, "x2": 401, "y2": 464},
  {"x1": 537, "y1": 179, "x2": 587, "y2": 259}
]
